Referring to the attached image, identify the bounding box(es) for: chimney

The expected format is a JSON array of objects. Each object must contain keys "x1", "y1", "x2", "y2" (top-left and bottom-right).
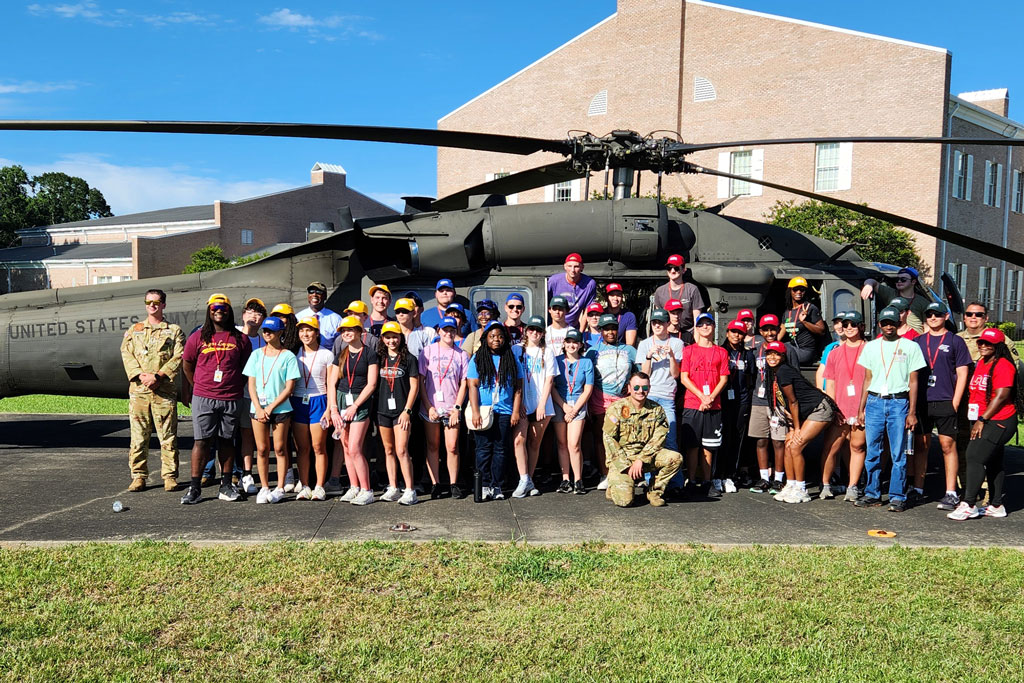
[{"x1": 958, "y1": 88, "x2": 1010, "y2": 118}]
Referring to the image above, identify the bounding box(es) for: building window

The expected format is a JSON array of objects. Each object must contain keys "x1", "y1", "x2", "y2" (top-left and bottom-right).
[
  {"x1": 94, "y1": 275, "x2": 130, "y2": 285},
  {"x1": 978, "y1": 266, "x2": 997, "y2": 307},
  {"x1": 952, "y1": 151, "x2": 973, "y2": 200},
  {"x1": 1007, "y1": 269, "x2": 1021, "y2": 312},
  {"x1": 947, "y1": 262, "x2": 968, "y2": 297},
  {"x1": 554, "y1": 181, "x2": 573, "y2": 202},
  {"x1": 1012, "y1": 169, "x2": 1023, "y2": 214},
  {"x1": 730, "y1": 151, "x2": 752, "y2": 196},
  {"x1": 984, "y1": 161, "x2": 1003, "y2": 207},
  {"x1": 241, "y1": 229, "x2": 254, "y2": 245},
  {"x1": 814, "y1": 143, "x2": 840, "y2": 191}
]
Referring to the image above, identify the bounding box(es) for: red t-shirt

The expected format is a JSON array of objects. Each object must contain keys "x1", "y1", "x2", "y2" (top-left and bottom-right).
[
  {"x1": 680, "y1": 343, "x2": 730, "y2": 410},
  {"x1": 822, "y1": 342, "x2": 867, "y2": 419},
  {"x1": 967, "y1": 356, "x2": 1016, "y2": 421},
  {"x1": 183, "y1": 329, "x2": 252, "y2": 400},
  {"x1": 901, "y1": 329, "x2": 920, "y2": 341}
]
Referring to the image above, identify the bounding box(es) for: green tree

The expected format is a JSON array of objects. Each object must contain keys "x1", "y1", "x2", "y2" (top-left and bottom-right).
[
  {"x1": 0, "y1": 165, "x2": 32, "y2": 246},
  {"x1": 0, "y1": 165, "x2": 114, "y2": 247},
  {"x1": 765, "y1": 199, "x2": 920, "y2": 268},
  {"x1": 182, "y1": 245, "x2": 268, "y2": 274},
  {"x1": 590, "y1": 190, "x2": 707, "y2": 210}
]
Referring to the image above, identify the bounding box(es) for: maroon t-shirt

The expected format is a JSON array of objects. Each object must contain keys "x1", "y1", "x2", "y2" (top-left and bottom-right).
[{"x1": 183, "y1": 329, "x2": 252, "y2": 400}]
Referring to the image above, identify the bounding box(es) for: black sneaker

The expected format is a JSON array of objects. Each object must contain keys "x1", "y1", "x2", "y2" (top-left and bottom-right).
[
  {"x1": 573, "y1": 480, "x2": 587, "y2": 495},
  {"x1": 217, "y1": 484, "x2": 240, "y2": 502},
  {"x1": 706, "y1": 485, "x2": 722, "y2": 499},
  {"x1": 936, "y1": 492, "x2": 959, "y2": 511},
  {"x1": 180, "y1": 487, "x2": 201, "y2": 505},
  {"x1": 430, "y1": 484, "x2": 444, "y2": 500},
  {"x1": 854, "y1": 496, "x2": 883, "y2": 508},
  {"x1": 887, "y1": 499, "x2": 907, "y2": 512},
  {"x1": 557, "y1": 480, "x2": 573, "y2": 494},
  {"x1": 770, "y1": 479, "x2": 785, "y2": 493},
  {"x1": 750, "y1": 479, "x2": 771, "y2": 493},
  {"x1": 905, "y1": 489, "x2": 924, "y2": 507},
  {"x1": 450, "y1": 484, "x2": 465, "y2": 500}
]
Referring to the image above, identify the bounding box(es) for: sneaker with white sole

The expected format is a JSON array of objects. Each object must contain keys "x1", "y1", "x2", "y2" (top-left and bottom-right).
[
  {"x1": 481, "y1": 486, "x2": 493, "y2": 502},
  {"x1": 982, "y1": 504, "x2": 1007, "y2": 518},
  {"x1": 283, "y1": 469, "x2": 296, "y2": 493},
  {"x1": 324, "y1": 477, "x2": 342, "y2": 493},
  {"x1": 947, "y1": 501, "x2": 980, "y2": 521},
  {"x1": 398, "y1": 488, "x2": 418, "y2": 506},
  {"x1": 351, "y1": 489, "x2": 375, "y2": 506},
  {"x1": 936, "y1": 492, "x2": 960, "y2": 511},
  {"x1": 311, "y1": 486, "x2": 326, "y2": 501},
  {"x1": 723, "y1": 478, "x2": 737, "y2": 493},
  {"x1": 268, "y1": 487, "x2": 285, "y2": 504},
  {"x1": 295, "y1": 486, "x2": 313, "y2": 501},
  {"x1": 218, "y1": 483, "x2": 240, "y2": 502},
  {"x1": 493, "y1": 487, "x2": 506, "y2": 501},
  {"x1": 711, "y1": 479, "x2": 723, "y2": 493},
  {"x1": 512, "y1": 479, "x2": 535, "y2": 499},
  {"x1": 380, "y1": 486, "x2": 402, "y2": 502},
  {"x1": 844, "y1": 484, "x2": 861, "y2": 502},
  {"x1": 340, "y1": 486, "x2": 361, "y2": 502},
  {"x1": 820, "y1": 484, "x2": 834, "y2": 500},
  {"x1": 241, "y1": 474, "x2": 257, "y2": 495},
  {"x1": 785, "y1": 487, "x2": 812, "y2": 504},
  {"x1": 773, "y1": 482, "x2": 794, "y2": 501},
  {"x1": 596, "y1": 476, "x2": 609, "y2": 491}
]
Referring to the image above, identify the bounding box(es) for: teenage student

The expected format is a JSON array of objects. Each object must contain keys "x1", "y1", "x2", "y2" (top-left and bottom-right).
[
  {"x1": 552, "y1": 329, "x2": 594, "y2": 493},
  {"x1": 376, "y1": 321, "x2": 421, "y2": 506},
  {"x1": 418, "y1": 316, "x2": 470, "y2": 498},
  {"x1": 291, "y1": 317, "x2": 334, "y2": 501}
]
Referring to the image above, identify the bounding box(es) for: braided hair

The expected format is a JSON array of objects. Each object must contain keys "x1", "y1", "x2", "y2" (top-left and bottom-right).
[
  {"x1": 474, "y1": 325, "x2": 518, "y2": 389},
  {"x1": 200, "y1": 304, "x2": 243, "y2": 344},
  {"x1": 271, "y1": 312, "x2": 300, "y2": 353},
  {"x1": 764, "y1": 345, "x2": 790, "y2": 412}
]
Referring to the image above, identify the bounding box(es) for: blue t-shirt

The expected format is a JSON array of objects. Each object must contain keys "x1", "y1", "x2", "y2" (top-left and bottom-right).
[
  {"x1": 553, "y1": 355, "x2": 595, "y2": 404},
  {"x1": 611, "y1": 311, "x2": 638, "y2": 344},
  {"x1": 467, "y1": 351, "x2": 525, "y2": 414},
  {"x1": 586, "y1": 341, "x2": 638, "y2": 397},
  {"x1": 583, "y1": 331, "x2": 603, "y2": 349},
  {"x1": 818, "y1": 341, "x2": 840, "y2": 389},
  {"x1": 242, "y1": 348, "x2": 302, "y2": 414},
  {"x1": 914, "y1": 331, "x2": 971, "y2": 402}
]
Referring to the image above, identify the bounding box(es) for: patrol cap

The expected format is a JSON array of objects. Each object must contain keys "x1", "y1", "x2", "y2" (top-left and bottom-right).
[
  {"x1": 506, "y1": 292, "x2": 524, "y2": 304},
  {"x1": 525, "y1": 315, "x2": 546, "y2": 331},
  {"x1": 598, "y1": 313, "x2": 619, "y2": 328},
  {"x1": 788, "y1": 276, "x2": 808, "y2": 289},
  {"x1": 606, "y1": 282, "x2": 623, "y2": 294},
  {"x1": 337, "y1": 315, "x2": 363, "y2": 330},
  {"x1": 260, "y1": 317, "x2": 284, "y2": 333},
  {"x1": 878, "y1": 306, "x2": 901, "y2": 324},
  {"x1": 270, "y1": 303, "x2": 294, "y2": 316},
  {"x1": 549, "y1": 296, "x2": 568, "y2": 310},
  {"x1": 727, "y1": 320, "x2": 747, "y2": 333},
  {"x1": 207, "y1": 293, "x2": 231, "y2": 307},
  {"x1": 476, "y1": 298, "x2": 499, "y2": 312},
  {"x1": 439, "y1": 316, "x2": 459, "y2": 330},
  {"x1": 445, "y1": 302, "x2": 466, "y2": 315},
  {"x1": 759, "y1": 314, "x2": 780, "y2": 328},
  {"x1": 345, "y1": 300, "x2": 368, "y2": 315},
  {"x1": 737, "y1": 308, "x2": 755, "y2": 321},
  {"x1": 764, "y1": 341, "x2": 787, "y2": 354},
  {"x1": 244, "y1": 297, "x2": 265, "y2": 310},
  {"x1": 563, "y1": 329, "x2": 583, "y2": 343},
  {"x1": 844, "y1": 311, "x2": 865, "y2": 325},
  {"x1": 435, "y1": 278, "x2": 455, "y2": 291},
  {"x1": 368, "y1": 284, "x2": 391, "y2": 298},
  {"x1": 888, "y1": 297, "x2": 910, "y2": 312},
  {"x1": 394, "y1": 298, "x2": 417, "y2": 313},
  {"x1": 650, "y1": 309, "x2": 669, "y2": 323},
  {"x1": 695, "y1": 312, "x2": 715, "y2": 326},
  {"x1": 586, "y1": 302, "x2": 604, "y2": 315},
  {"x1": 925, "y1": 302, "x2": 948, "y2": 316},
  {"x1": 307, "y1": 281, "x2": 327, "y2": 294},
  {"x1": 380, "y1": 321, "x2": 403, "y2": 336},
  {"x1": 666, "y1": 254, "x2": 684, "y2": 268},
  {"x1": 664, "y1": 299, "x2": 683, "y2": 312},
  {"x1": 403, "y1": 291, "x2": 424, "y2": 307},
  {"x1": 296, "y1": 316, "x2": 320, "y2": 330},
  {"x1": 979, "y1": 327, "x2": 1005, "y2": 344}
]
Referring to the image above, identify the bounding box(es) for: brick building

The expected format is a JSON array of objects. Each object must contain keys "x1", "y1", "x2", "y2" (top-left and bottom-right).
[
  {"x1": 438, "y1": 0, "x2": 1024, "y2": 323},
  {"x1": 0, "y1": 163, "x2": 396, "y2": 293}
]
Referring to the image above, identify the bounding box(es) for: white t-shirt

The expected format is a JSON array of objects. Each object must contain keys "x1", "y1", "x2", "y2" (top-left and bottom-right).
[
  {"x1": 237, "y1": 327, "x2": 266, "y2": 399},
  {"x1": 635, "y1": 336, "x2": 685, "y2": 400},
  {"x1": 292, "y1": 347, "x2": 335, "y2": 397},
  {"x1": 521, "y1": 346, "x2": 560, "y2": 416},
  {"x1": 545, "y1": 324, "x2": 570, "y2": 357}
]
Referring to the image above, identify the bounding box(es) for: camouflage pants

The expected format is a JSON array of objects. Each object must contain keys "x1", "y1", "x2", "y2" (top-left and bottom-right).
[
  {"x1": 128, "y1": 389, "x2": 179, "y2": 479},
  {"x1": 606, "y1": 449, "x2": 683, "y2": 507}
]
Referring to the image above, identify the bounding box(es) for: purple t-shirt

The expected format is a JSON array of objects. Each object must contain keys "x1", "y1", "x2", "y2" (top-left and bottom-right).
[
  {"x1": 610, "y1": 310, "x2": 637, "y2": 343},
  {"x1": 914, "y1": 331, "x2": 971, "y2": 402},
  {"x1": 418, "y1": 341, "x2": 469, "y2": 415},
  {"x1": 547, "y1": 272, "x2": 597, "y2": 327}
]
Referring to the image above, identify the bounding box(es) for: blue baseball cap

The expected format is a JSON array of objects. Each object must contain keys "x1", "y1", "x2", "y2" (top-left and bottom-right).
[
  {"x1": 897, "y1": 267, "x2": 919, "y2": 280},
  {"x1": 506, "y1": 292, "x2": 524, "y2": 304},
  {"x1": 484, "y1": 320, "x2": 505, "y2": 333},
  {"x1": 476, "y1": 298, "x2": 498, "y2": 312},
  {"x1": 445, "y1": 302, "x2": 465, "y2": 315},
  {"x1": 260, "y1": 317, "x2": 284, "y2": 332},
  {"x1": 695, "y1": 312, "x2": 715, "y2": 326},
  {"x1": 439, "y1": 316, "x2": 458, "y2": 330},
  {"x1": 403, "y1": 291, "x2": 423, "y2": 306},
  {"x1": 435, "y1": 278, "x2": 455, "y2": 291}
]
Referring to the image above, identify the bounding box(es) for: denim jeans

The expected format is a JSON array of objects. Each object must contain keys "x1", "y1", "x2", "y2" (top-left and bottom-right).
[
  {"x1": 649, "y1": 396, "x2": 677, "y2": 451},
  {"x1": 864, "y1": 394, "x2": 908, "y2": 501},
  {"x1": 475, "y1": 412, "x2": 512, "y2": 491}
]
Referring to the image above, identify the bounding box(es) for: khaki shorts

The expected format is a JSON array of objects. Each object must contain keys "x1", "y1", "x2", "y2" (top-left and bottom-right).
[
  {"x1": 806, "y1": 398, "x2": 836, "y2": 423},
  {"x1": 747, "y1": 404, "x2": 788, "y2": 441}
]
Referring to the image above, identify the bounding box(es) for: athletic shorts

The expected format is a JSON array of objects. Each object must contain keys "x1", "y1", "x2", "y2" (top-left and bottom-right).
[
  {"x1": 239, "y1": 397, "x2": 253, "y2": 430},
  {"x1": 290, "y1": 394, "x2": 328, "y2": 425},
  {"x1": 337, "y1": 391, "x2": 370, "y2": 423},
  {"x1": 919, "y1": 400, "x2": 957, "y2": 437},
  {"x1": 249, "y1": 411, "x2": 291, "y2": 427},
  {"x1": 747, "y1": 404, "x2": 788, "y2": 440},
  {"x1": 377, "y1": 412, "x2": 411, "y2": 429},
  {"x1": 192, "y1": 395, "x2": 242, "y2": 441},
  {"x1": 552, "y1": 400, "x2": 587, "y2": 423},
  {"x1": 679, "y1": 408, "x2": 723, "y2": 449}
]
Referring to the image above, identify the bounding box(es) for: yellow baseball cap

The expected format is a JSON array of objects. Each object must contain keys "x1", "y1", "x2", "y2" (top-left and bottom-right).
[
  {"x1": 380, "y1": 321, "x2": 403, "y2": 336},
  {"x1": 297, "y1": 316, "x2": 320, "y2": 330},
  {"x1": 345, "y1": 300, "x2": 369, "y2": 315},
  {"x1": 207, "y1": 293, "x2": 231, "y2": 306},
  {"x1": 368, "y1": 284, "x2": 391, "y2": 298},
  {"x1": 394, "y1": 297, "x2": 416, "y2": 312},
  {"x1": 788, "y1": 276, "x2": 808, "y2": 289},
  {"x1": 337, "y1": 315, "x2": 363, "y2": 330},
  {"x1": 271, "y1": 303, "x2": 294, "y2": 316},
  {"x1": 243, "y1": 297, "x2": 265, "y2": 309}
]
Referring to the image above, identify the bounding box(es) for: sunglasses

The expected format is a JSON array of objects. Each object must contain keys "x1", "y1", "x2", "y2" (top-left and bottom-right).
[
  {"x1": 631, "y1": 385, "x2": 650, "y2": 392},
  {"x1": 209, "y1": 304, "x2": 228, "y2": 313},
  {"x1": 144, "y1": 299, "x2": 162, "y2": 306},
  {"x1": 895, "y1": 277, "x2": 912, "y2": 283},
  {"x1": 395, "y1": 308, "x2": 413, "y2": 314},
  {"x1": 964, "y1": 311, "x2": 986, "y2": 318},
  {"x1": 841, "y1": 321, "x2": 861, "y2": 328},
  {"x1": 587, "y1": 312, "x2": 600, "y2": 317},
  {"x1": 977, "y1": 340, "x2": 995, "y2": 347},
  {"x1": 667, "y1": 266, "x2": 681, "y2": 272},
  {"x1": 507, "y1": 304, "x2": 524, "y2": 310},
  {"x1": 924, "y1": 311, "x2": 945, "y2": 319},
  {"x1": 260, "y1": 328, "x2": 278, "y2": 334},
  {"x1": 307, "y1": 289, "x2": 325, "y2": 295},
  {"x1": 791, "y1": 287, "x2": 807, "y2": 292}
]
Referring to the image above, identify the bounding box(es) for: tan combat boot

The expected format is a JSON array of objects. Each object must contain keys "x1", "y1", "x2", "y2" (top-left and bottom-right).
[
  {"x1": 647, "y1": 491, "x2": 666, "y2": 507},
  {"x1": 163, "y1": 477, "x2": 178, "y2": 492},
  {"x1": 128, "y1": 477, "x2": 146, "y2": 492}
]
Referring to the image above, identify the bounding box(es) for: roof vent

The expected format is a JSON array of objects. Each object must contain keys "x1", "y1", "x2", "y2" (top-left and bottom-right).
[
  {"x1": 587, "y1": 90, "x2": 608, "y2": 116},
  {"x1": 694, "y1": 76, "x2": 717, "y2": 102}
]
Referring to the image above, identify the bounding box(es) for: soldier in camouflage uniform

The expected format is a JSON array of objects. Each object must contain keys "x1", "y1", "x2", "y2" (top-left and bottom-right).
[
  {"x1": 120, "y1": 288, "x2": 186, "y2": 492},
  {"x1": 602, "y1": 371, "x2": 683, "y2": 507}
]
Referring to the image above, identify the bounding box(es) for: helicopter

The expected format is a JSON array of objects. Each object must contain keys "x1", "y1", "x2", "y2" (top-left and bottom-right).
[{"x1": 1, "y1": 120, "x2": 1023, "y2": 399}]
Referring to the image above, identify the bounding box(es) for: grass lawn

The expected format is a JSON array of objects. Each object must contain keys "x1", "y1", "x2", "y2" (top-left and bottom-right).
[
  {"x1": 1, "y1": 543, "x2": 1023, "y2": 681},
  {"x1": 0, "y1": 394, "x2": 191, "y2": 416}
]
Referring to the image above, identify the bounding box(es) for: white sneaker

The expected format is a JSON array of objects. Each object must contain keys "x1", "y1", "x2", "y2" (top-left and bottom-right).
[
  {"x1": 773, "y1": 482, "x2": 793, "y2": 501},
  {"x1": 351, "y1": 489, "x2": 375, "y2": 506},
  {"x1": 493, "y1": 487, "x2": 506, "y2": 501},
  {"x1": 398, "y1": 488, "x2": 418, "y2": 506},
  {"x1": 947, "y1": 501, "x2": 980, "y2": 521},
  {"x1": 283, "y1": 469, "x2": 296, "y2": 493},
  {"x1": 268, "y1": 487, "x2": 285, "y2": 504},
  {"x1": 982, "y1": 504, "x2": 1007, "y2": 518},
  {"x1": 820, "y1": 484, "x2": 834, "y2": 500},
  {"x1": 528, "y1": 485, "x2": 541, "y2": 497},
  {"x1": 340, "y1": 486, "x2": 361, "y2": 502},
  {"x1": 597, "y1": 476, "x2": 609, "y2": 491},
  {"x1": 724, "y1": 478, "x2": 737, "y2": 494},
  {"x1": 311, "y1": 486, "x2": 326, "y2": 501},
  {"x1": 256, "y1": 486, "x2": 271, "y2": 504},
  {"x1": 785, "y1": 487, "x2": 812, "y2": 504},
  {"x1": 380, "y1": 486, "x2": 402, "y2": 502},
  {"x1": 295, "y1": 485, "x2": 312, "y2": 500},
  {"x1": 481, "y1": 486, "x2": 493, "y2": 501},
  {"x1": 512, "y1": 478, "x2": 535, "y2": 498},
  {"x1": 241, "y1": 474, "x2": 257, "y2": 495}
]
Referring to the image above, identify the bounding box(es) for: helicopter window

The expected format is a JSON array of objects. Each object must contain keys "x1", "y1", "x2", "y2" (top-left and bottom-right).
[
  {"x1": 469, "y1": 285, "x2": 534, "y2": 319},
  {"x1": 832, "y1": 287, "x2": 857, "y2": 319}
]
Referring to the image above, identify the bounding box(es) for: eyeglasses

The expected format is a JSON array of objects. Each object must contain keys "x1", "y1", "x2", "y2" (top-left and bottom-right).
[
  {"x1": 631, "y1": 385, "x2": 650, "y2": 392},
  {"x1": 209, "y1": 305, "x2": 228, "y2": 313},
  {"x1": 144, "y1": 299, "x2": 162, "y2": 306},
  {"x1": 507, "y1": 304, "x2": 524, "y2": 310},
  {"x1": 964, "y1": 311, "x2": 986, "y2": 318}
]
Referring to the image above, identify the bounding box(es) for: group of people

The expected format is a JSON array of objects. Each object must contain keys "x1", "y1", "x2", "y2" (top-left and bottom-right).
[{"x1": 120, "y1": 257, "x2": 1017, "y2": 518}]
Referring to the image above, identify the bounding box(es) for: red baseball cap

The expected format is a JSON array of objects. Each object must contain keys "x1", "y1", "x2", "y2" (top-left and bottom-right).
[
  {"x1": 737, "y1": 309, "x2": 754, "y2": 321},
  {"x1": 764, "y1": 341, "x2": 787, "y2": 354},
  {"x1": 727, "y1": 320, "x2": 747, "y2": 333},
  {"x1": 565, "y1": 253, "x2": 583, "y2": 264},
  {"x1": 759, "y1": 314, "x2": 780, "y2": 328},
  {"x1": 606, "y1": 282, "x2": 623, "y2": 293},
  {"x1": 666, "y1": 254, "x2": 684, "y2": 267},
  {"x1": 586, "y1": 302, "x2": 604, "y2": 314},
  {"x1": 980, "y1": 327, "x2": 1005, "y2": 344},
  {"x1": 664, "y1": 299, "x2": 683, "y2": 312}
]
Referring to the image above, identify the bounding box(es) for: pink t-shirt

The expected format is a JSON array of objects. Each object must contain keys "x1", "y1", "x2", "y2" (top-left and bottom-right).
[
  {"x1": 680, "y1": 344, "x2": 730, "y2": 410},
  {"x1": 418, "y1": 341, "x2": 469, "y2": 414},
  {"x1": 822, "y1": 342, "x2": 867, "y2": 419}
]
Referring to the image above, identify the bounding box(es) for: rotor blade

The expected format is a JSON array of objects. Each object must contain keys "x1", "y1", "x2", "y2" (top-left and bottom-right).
[
  {"x1": 0, "y1": 120, "x2": 572, "y2": 156},
  {"x1": 431, "y1": 162, "x2": 587, "y2": 211},
  {"x1": 692, "y1": 165, "x2": 1024, "y2": 269},
  {"x1": 677, "y1": 135, "x2": 1024, "y2": 154}
]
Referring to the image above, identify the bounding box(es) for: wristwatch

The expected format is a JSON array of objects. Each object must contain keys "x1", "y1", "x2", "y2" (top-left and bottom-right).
[
  {"x1": 454, "y1": 404, "x2": 463, "y2": 412},
  {"x1": 978, "y1": 416, "x2": 989, "y2": 424},
  {"x1": 405, "y1": 407, "x2": 413, "y2": 415}
]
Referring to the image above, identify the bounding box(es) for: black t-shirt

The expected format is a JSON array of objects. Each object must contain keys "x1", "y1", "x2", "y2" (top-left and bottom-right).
[
  {"x1": 723, "y1": 345, "x2": 756, "y2": 405},
  {"x1": 773, "y1": 363, "x2": 826, "y2": 420},
  {"x1": 334, "y1": 344, "x2": 379, "y2": 395},
  {"x1": 752, "y1": 339, "x2": 801, "y2": 407},
  {"x1": 376, "y1": 351, "x2": 419, "y2": 417},
  {"x1": 784, "y1": 303, "x2": 823, "y2": 351}
]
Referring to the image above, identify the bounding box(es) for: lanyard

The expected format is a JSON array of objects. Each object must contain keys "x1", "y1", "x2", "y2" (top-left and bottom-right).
[
  {"x1": 843, "y1": 342, "x2": 863, "y2": 383},
  {"x1": 260, "y1": 348, "x2": 281, "y2": 388},
  {"x1": 384, "y1": 353, "x2": 399, "y2": 395},
  {"x1": 343, "y1": 346, "x2": 364, "y2": 388},
  {"x1": 787, "y1": 303, "x2": 805, "y2": 324},
  {"x1": 878, "y1": 338, "x2": 902, "y2": 386},
  {"x1": 298, "y1": 348, "x2": 315, "y2": 389},
  {"x1": 757, "y1": 343, "x2": 767, "y2": 382},
  {"x1": 565, "y1": 358, "x2": 582, "y2": 395},
  {"x1": 434, "y1": 344, "x2": 456, "y2": 386},
  {"x1": 209, "y1": 331, "x2": 226, "y2": 369},
  {"x1": 925, "y1": 332, "x2": 947, "y2": 370}
]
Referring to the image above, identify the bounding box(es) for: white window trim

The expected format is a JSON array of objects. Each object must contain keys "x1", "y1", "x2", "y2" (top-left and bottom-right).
[
  {"x1": 240, "y1": 228, "x2": 254, "y2": 246},
  {"x1": 984, "y1": 161, "x2": 1003, "y2": 207},
  {"x1": 952, "y1": 151, "x2": 974, "y2": 201},
  {"x1": 1012, "y1": 169, "x2": 1023, "y2": 214},
  {"x1": 718, "y1": 149, "x2": 763, "y2": 198},
  {"x1": 486, "y1": 172, "x2": 517, "y2": 205}
]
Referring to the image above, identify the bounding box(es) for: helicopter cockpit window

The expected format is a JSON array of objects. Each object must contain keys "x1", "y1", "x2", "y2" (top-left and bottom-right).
[
  {"x1": 832, "y1": 287, "x2": 857, "y2": 318},
  {"x1": 468, "y1": 286, "x2": 534, "y2": 319}
]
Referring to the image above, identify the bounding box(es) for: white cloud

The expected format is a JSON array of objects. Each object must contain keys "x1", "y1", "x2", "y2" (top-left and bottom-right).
[
  {"x1": 259, "y1": 8, "x2": 317, "y2": 28},
  {"x1": 27, "y1": 2, "x2": 102, "y2": 19},
  {"x1": 256, "y1": 8, "x2": 378, "y2": 41},
  {"x1": 26, "y1": 2, "x2": 218, "y2": 27},
  {"x1": 0, "y1": 80, "x2": 78, "y2": 94}
]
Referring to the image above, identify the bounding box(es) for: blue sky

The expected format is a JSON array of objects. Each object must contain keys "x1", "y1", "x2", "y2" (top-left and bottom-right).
[{"x1": 1, "y1": 1, "x2": 1021, "y2": 215}]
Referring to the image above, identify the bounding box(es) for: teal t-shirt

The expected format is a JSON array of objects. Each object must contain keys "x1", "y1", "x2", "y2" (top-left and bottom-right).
[
  {"x1": 243, "y1": 348, "x2": 301, "y2": 414},
  {"x1": 856, "y1": 337, "x2": 926, "y2": 395}
]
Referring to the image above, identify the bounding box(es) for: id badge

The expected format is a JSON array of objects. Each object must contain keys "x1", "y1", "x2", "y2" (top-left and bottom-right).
[
  {"x1": 846, "y1": 383, "x2": 856, "y2": 397},
  {"x1": 756, "y1": 357, "x2": 765, "y2": 370},
  {"x1": 880, "y1": 384, "x2": 889, "y2": 396},
  {"x1": 213, "y1": 369, "x2": 223, "y2": 383},
  {"x1": 387, "y1": 397, "x2": 397, "y2": 411},
  {"x1": 736, "y1": 360, "x2": 745, "y2": 371},
  {"x1": 258, "y1": 395, "x2": 267, "y2": 405},
  {"x1": 433, "y1": 389, "x2": 445, "y2": 403},
  {"x1": 757, "y1": 386, "x2": 766, "y2": 398},
  {"x1": 302, "y1": 395, "x2": 310, "y2": 405},
  {"x1": 344, "y1": 392, "x2": 354, "y2": 406},
  {"x1": 770, "y1": 415, "x2": 781, "y2": 428},
  {"x1": 702, "y1": 384, "x2": 711, "y2": 395},
  {"x1": 847, "y1": 416, "x2": 858, "y2": 426},
  {"x1": 967, "y1": 403, "x2": 980, "y2": 421},
  {"x1": 927, "y1": 374, "x2": 937, "y2": 388},
  {"x1": 727, "y1": 389, "x2": 735, "y2": 400}
]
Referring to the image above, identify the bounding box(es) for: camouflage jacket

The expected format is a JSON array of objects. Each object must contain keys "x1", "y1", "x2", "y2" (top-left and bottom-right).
[
  {"x1": 602, "y1": 397, "x2": 669, "y2": 472},
  {"x1": 959, "y1": 329, "x2": 1021, "y2": 365},
  {"x1": 120, "y1": 319, "x2": 186, "y2": 390}
]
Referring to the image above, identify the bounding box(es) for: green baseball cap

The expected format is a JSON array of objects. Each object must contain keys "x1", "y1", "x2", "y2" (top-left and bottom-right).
[
  {"x1": 888, "y1": 297, "x2": 910, "y2": 312},
  {"x1": 844, "y1": 311, "x2": 864, "y2": 325},
  {"x1": 878, "y1": 306, "x2": 901, "y2": 324},
  {"x1": 598, "y1": 313, "x2": 619, "y2": 328},
  {"x1": 564, "y1": 329, "x2": 583, "y2": 343},
  {"x1": 525, "y1": 315, "x2": 546, "y2": 331},
  {"x1": 549, "y1": 296, "x2": 568, "y2": 310},
  {"x1": 650, "y1": 309, "x2": 669, "y2": 323}
]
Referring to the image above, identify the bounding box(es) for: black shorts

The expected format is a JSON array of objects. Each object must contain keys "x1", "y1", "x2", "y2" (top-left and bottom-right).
[
  {"x1": 919, "y1": 400, "x2": 957, "y2": 437},
  {"x1": 377, "y1": 412, "x2": 409, "y2": 429},
  {"x1": 679, "y1": 408, "x2": 723, "y2": 450}
]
